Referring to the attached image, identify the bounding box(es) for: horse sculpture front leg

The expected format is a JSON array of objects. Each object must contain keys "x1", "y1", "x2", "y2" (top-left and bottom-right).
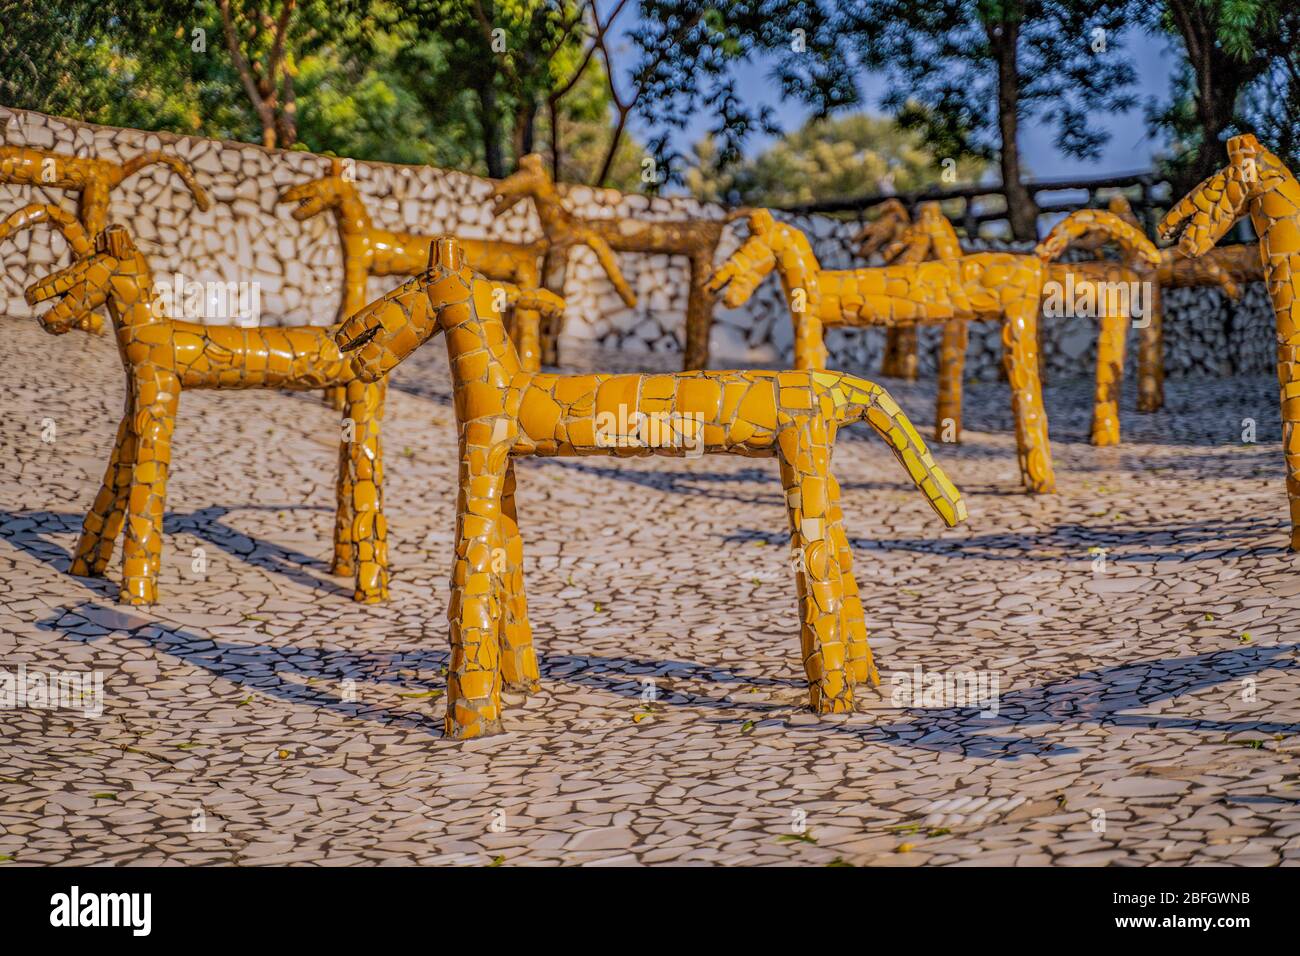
[
  {"x1": 1001, "y1": 294, "x2": 1056, "y2": 494},
  {"x1": 777, "y1": 416, "x2": 854, "y2": 714},
  {"x1": 498, "y1": 460, "x2": 539, "y2": 692},
  {"x1": 117, "y1": 375, "x2": 180, "y2": 605},
  {"x1": 1091, "y1": 292, "x2": 1130, "y2": 447},
  {"x1": 826, "y1": 472, "x2": 876, "y2": 689},
  {"x1": 335, "y1": 377, "x2": 388, "y2": 602},
  {"x1": 935, "y1": 319, "x2": 969, "y2": 443},
  {"x1": 1137, "y1": 284, "x2": 1165, "y2": 413},
  {"x1": 444, "y1": 426, "x2": 513, "y2": 739}
]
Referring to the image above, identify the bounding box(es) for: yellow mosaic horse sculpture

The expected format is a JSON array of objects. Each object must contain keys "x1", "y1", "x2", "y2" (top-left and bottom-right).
[
  {"x1": 23, "y1": 222, "x2": 563, "y2": 605},
  {"x1": 491, "y1": 153, "x2": 720, "y2": 370},
  {"x1": 853, "y1": 198, "x2": 950, "y2": 381},
  {"x1": 334, "y1": 238, "x2": 966, "y2": 739},
  {"x1": 706, "y1": 208, "x2": 1159, "y2": 492},
  {"x1": 280, "y1": 157, "x2": 628, "y2": 371},
  {"x1": 1078, "y1": 194, "x2": 1263, "y2": 413},
  {"x1": 1160, "y1": 133, "x2": 1300, "y2": 550}
]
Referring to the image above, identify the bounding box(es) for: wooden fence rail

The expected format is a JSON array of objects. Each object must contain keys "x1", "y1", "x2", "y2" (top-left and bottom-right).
[{"x1": 776, "y1": 170, "x2": 1178, "y2": 239}]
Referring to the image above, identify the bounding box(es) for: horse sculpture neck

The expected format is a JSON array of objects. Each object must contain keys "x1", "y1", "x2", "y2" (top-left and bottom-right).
[
  {"x1": 1249, "y1": 153, "x2": 1300, "y2": 266},
  {"x1": 104, "y1": 249, "x2": 163, "y2": 329},
  {"x1": 296, "y1": 176, "x2": 374, "y2": 234}
]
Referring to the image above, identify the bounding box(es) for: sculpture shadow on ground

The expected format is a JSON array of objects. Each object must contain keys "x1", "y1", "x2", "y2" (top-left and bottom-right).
[
  {"x1": 33, "y1": 599, "x2": 801, "y2": 739},
  {"x1": 0, "y1": 505, "x2": 351, "y2": 600},
  {"x1": 723, "y1": 512, "x2": 1292, "y2": 563},
  {"x1": 702, "y1": 643, "x2": 1300, "y2": 760},
  {"x1": 29, "y1": 599, "x2": 1300, "y2": 756}
]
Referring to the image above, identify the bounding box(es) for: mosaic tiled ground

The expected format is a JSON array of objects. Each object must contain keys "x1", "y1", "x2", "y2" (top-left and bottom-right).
[{"x1": 2, "y1": 321, "x2": 1298, "y2": 866}]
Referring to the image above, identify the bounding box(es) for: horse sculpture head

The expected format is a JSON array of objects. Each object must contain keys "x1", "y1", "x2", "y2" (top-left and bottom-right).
[
  {"x1": 25, "y1": 225, "x2": 153, "y2": 334},
  {"x1": 1035, "y1": 209, "x2": 1161, "y2": 268},
  {"x1": 1159, "y1": 134, "x2": 1290, "y2": 256},
  {"x1": 336, "y1": 238, "x2": 566, "y2": 383},
  {"x1": 0, "y1": 203, "x2": 102, "y2": 332},
  {"x1": 279, "y1": 158, "x2": 366, "y2": 223},
  {"x1": 706, "y1": 209, "x2": 818, "y2": 308},
  {"x1": 489, "y1": 153, "x2": 555, "y2": 218},
  {"x1": 876, "y1": 202, "x2": 963, "y2": 264},
  {"x1": 487, "y1": 153, "x2": 637, "y2": 308},
  {"x1": 854, "y1": 198, "x2": 911, "y2": 260}
]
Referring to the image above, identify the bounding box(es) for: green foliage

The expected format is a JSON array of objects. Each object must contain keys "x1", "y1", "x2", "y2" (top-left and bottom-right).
[
  {"x1": 1143, "y1": 0, "x2": 1300, "y2": 186},
  {"x1": 629, "y1": 1, "x2": 843, "y2": 183},
  {"x1": 292, "y1": 19, "x2": 484, "y2": 167},
  {"x1": 776, "y1": 1, "x2": 1139, "y2": 164},
  {"x1": 687, "y1": 114, "x2": 988, "y2": 206}
]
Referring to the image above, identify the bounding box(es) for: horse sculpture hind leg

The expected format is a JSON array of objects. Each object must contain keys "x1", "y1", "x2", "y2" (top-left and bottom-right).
[
  {"x1": 1001, "y1": 281, "x2": 1056, "y2": 493},
  {"x1": 1090, "y1": 288, "x2": 1130, "y2": 447},
  {"x1": 498, "y1": 461, "x2": 540, "y2": 693},
  {"x1": 335, "y1": 377, "x2": 388, "y2": 601},
  {"x1": 935, "y1": 319, "x2": 969, "y2": 443},
  {"x1": 827, "y1": 474, "x2": 877, "y2": 689},
  {"x1": 445, "y1": 422, "x2": 514, "y2": 739}
]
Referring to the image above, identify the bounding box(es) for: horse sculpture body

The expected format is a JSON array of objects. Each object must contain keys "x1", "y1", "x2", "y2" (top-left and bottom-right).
[{"x1": 333, "y1": 238, "x2": 967, "y2": 738}]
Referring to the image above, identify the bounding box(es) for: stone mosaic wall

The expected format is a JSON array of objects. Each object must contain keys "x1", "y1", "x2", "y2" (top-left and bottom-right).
[{"x1": 0, "y1": 106, "x2": 1275, "y2": 381}]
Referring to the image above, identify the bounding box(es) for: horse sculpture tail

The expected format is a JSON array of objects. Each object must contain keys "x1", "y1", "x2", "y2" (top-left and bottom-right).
[
  {"x1": 820, "y1": 371, "x2": 967, "y2": 528},
  {"x1": 119, "y1": 151, "x2": 212, "y2": 211},
  {"x1": 1035, "y1": 209, "x2": 1162, "y2": 268}
]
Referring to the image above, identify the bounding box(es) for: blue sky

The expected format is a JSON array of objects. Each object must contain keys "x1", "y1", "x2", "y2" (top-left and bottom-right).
[{"x1": 611, "y1": 17, "x2": 1181, "y2": 182}]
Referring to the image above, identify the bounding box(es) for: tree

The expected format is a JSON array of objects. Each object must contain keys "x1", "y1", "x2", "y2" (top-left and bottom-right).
[
  {"x1": 778, "y1": 1, "x2": 1137, "y2": 240},
  {"x1": 0, "y1": 3, "x2": 224, "y2": 131},
  {"x1": 387, "y1": 0, "x2": 588, "y2": 178},
  {"x1": 2, "y1": 0, "x2": 856, "y2": 197},
  {"x1": 616, "y1": 0, "x2": 844, "y2": 191},
  {"x1": 294, "y1": 25, "x2": 485, "y2": 167},
  {"x1": 1144, "y1": 1, "x2": 1300, "y2": 193},
  {"x1": 534, "y1": 55, "x2": 648, "y2": 190},
  {"x1": 216, "y1": 0, "x2": 302, "y2": 148},
  {"x1": 686, "y1": 113, "x2": 988, "y2": 207},
  {"x1": 386, "y1": 1, "x2": 828, "y2": 188}
]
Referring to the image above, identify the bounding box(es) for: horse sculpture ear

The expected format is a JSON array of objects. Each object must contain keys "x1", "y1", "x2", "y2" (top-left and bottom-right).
[
  {"x1": 97, "y1": 225, "x2": 133, "y2": 258},
  {"x1": 748, "y1": 208, "x2": 776, "y2": 234},
  {"x1": 429, "y1": 236, "x2": 463, "y2": 271},
  {"x1": 1228, "y1": 133, "x2": 1261, "y2": 159}
]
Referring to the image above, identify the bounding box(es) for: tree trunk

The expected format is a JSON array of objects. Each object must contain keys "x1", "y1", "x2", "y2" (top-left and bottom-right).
[
  {"x1": 990, "y1": 18, "x2": 1038, "y2": 241},
  {"x1": 477, "y1": 83, "x2": 505, "y2": 179},
  {"x1": 1167, "y1": 1, "x2": 1255, "y2": 197},
  {"x1": 1179, "y1": 106, "x2": 1233, "y2": 195},
  {"x1": 548, "y1": 97, "x2": 561, "y2": 179},
  {"x1": 276, "y1": 70, "x2": 297, "y2": 148},
  {"x1": 513, "y1": 98, "x2": 537, "y2": 166},
  {"x1": 595, "y1": 107, "x2": 629, "y2": 188}
]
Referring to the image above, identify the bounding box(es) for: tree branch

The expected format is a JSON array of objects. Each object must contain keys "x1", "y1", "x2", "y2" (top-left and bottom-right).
[{"x1": 218, "y1": 0, "x2": 278, "y2": 147}]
